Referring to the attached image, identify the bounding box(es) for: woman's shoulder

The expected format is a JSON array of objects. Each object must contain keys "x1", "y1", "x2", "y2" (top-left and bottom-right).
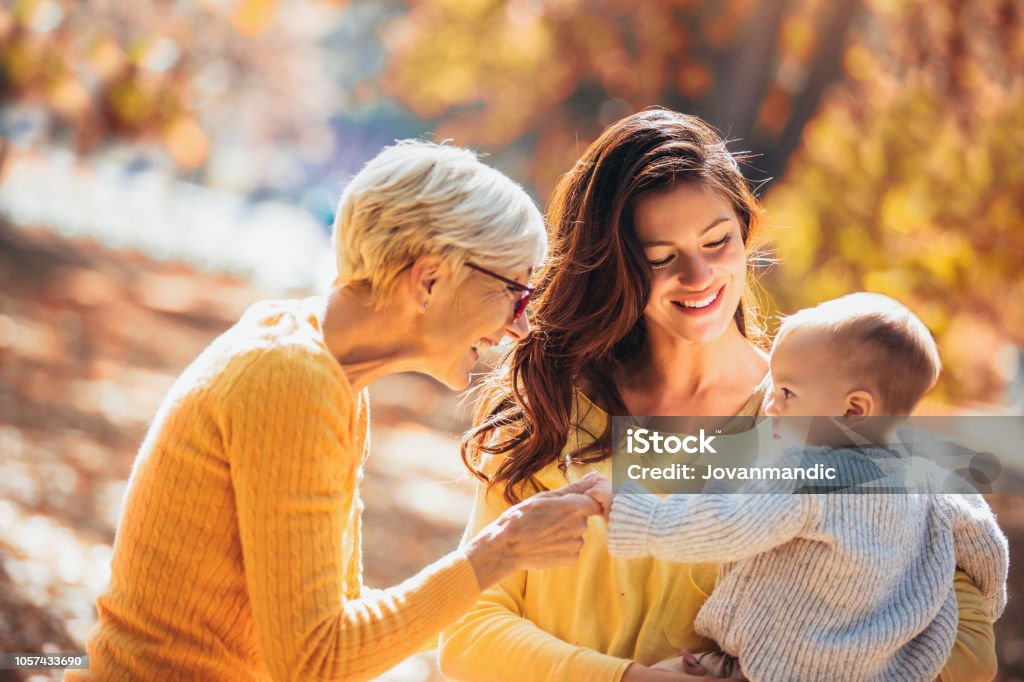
[
  {"x1": 473, "y1": 390, "x2": 610, "y2": 496},
  {"x1": 234, "y1": 296, "x2": 331, "y2": 354},
  {"x1": 199, "y1": 297, "x2": 354, "y2": 403},
  {"x1": 572, "y1": 389, "x2": 609, "y2": 427}
]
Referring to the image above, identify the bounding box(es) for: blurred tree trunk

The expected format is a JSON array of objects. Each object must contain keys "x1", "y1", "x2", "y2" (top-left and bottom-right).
[
  {"x1": 758, "y1": 0, "x2": 862, "y2": 185},
  {"x1": 709, "y1": 0, "x2": 790, "y2": 153}
]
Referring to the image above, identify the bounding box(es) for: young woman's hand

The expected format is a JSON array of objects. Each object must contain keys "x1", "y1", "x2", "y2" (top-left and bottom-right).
[
  {"x1": 625, "y1": 650, "x2": 716, "y2": 680},
  {"x1": 585, "y1": 475, "x2": 613, "y2": 520},
  {"x1": 622, "y1": 662, "x2": 709, "y2": 681},
  {"x1": 464, "y1": 473, "x2": 604, "y2": 588}
]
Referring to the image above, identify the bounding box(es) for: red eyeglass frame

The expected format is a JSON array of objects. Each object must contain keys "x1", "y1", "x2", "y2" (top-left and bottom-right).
[{"x1": 465, "y1": 262, "x2": 534, "y2": 322}]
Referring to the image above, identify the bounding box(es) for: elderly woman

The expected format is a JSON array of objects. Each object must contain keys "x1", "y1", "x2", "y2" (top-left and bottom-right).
[
  {"x1": 438, "y1": 110, "x2": 998, "y2": 681},
  {"x1": 67, "y1": 141, "x2": 602, "y2": 681}
]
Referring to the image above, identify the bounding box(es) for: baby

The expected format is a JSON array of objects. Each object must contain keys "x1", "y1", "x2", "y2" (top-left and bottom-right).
[{"x1": 591, "y1": 292, "x2": 1009, "y2": 682}]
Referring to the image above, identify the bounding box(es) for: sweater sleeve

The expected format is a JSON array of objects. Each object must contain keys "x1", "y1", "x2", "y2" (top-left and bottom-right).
[
  {"x1": 941, "y1": 494, "x2": 1009, "y2": 621},
  {"x1": 438, "y1": 465, "x2": 632, "y2": 682},
  {"x1": 607, "y1": 482, "x2": 815, "y2": 563},
  {"x1": 225, "y1": 346, "x2": 481, "y2": 682}
]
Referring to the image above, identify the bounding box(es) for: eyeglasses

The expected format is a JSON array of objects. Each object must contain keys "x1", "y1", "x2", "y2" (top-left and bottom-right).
[{"x1": 465, "y1": 262, "x2": 534, "y2": 323}]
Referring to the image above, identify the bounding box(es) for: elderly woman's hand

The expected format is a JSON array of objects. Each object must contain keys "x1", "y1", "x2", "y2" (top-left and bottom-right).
[
  {"x1": 464, "y1": 473, "x2": 604, "y2": 589},
  {"x1": 584, "y1": 475, "x2": 613, "y2": 520}
]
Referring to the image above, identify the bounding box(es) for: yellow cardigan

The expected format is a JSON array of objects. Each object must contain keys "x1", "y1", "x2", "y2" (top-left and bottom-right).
[
  {"x1": 438, "y1": 389, "x2": 997, "y2": 682},
  {"x1": 67, "y1": 299, "x2": 480, "y2": 682}
]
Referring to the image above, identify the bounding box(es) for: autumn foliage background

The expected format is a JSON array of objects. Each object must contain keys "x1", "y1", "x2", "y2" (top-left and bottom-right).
[{"x1": 1, "y1": 0, "x2": 1022, "y2": 680}]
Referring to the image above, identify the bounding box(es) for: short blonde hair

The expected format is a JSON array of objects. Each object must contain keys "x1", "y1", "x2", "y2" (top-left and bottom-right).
[
  {"x1": 332, "y1": 140, "x2": 546, "y2": 306},
  {"x1": 778, "y1": 293, "x2": 941, "y2": 414}
]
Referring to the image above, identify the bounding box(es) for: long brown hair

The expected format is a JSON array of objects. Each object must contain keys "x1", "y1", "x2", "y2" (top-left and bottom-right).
[{"x1": 463, "y1": 108, "x2": 765, "y2": 503}]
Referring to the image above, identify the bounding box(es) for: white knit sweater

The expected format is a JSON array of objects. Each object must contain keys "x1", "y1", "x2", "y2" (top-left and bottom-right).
[{"x1": 606, "y1": 446, "x2": 1009, "y2": 682}]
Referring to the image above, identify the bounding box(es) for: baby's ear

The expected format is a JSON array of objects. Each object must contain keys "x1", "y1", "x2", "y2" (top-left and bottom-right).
[{"x1": 843, "y1": 390, "x2": 875, "y2": 420}]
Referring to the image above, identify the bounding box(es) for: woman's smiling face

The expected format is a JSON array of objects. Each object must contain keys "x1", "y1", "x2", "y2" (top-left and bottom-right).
[
  {"x1": 424, "y1": 264, "x2": 532, "y2": 390},
  {"x1": 632, "y1": 183, "x2": 748, "y2": 346}
]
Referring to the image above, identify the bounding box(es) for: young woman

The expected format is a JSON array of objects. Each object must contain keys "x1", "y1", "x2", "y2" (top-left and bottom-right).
[
  {"x1": 438, "y1": 109, "x2": 997, "y2": 682},
  {"x1": 66, "y1": 141, "x2": 604, "y2": 681}
]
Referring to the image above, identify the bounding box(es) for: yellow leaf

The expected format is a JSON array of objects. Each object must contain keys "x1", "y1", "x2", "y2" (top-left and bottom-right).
[
  {"x1": 163, "y1": 117, "x2": 209, "y2": 169},
  {"x1": 232, "y1": 0, "x2": 277, "y2": 37}
]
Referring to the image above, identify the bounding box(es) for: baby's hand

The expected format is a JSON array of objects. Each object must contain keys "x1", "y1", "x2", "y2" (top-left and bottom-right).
[{"x1": 584, "y1": 476, "x2": 613, "y2": 520}]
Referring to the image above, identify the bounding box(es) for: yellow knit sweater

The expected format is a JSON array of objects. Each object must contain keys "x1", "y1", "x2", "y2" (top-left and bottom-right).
[{"x1": 66, "y1": 298, "x2": 480, "y2": 682}]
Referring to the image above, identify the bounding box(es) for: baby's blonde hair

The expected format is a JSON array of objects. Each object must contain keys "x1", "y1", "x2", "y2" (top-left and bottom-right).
[
  {"x1": 778, "y1": 293, "x2": 941, "y2": 414},
  {"x1": 332, "y1": 140, "x2": 546, "y2": 307}
]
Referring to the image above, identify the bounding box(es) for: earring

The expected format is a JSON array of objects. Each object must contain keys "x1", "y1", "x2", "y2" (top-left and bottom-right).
[{"x1": 423, "y1": 301, "x2": 429, "y2": 312}]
